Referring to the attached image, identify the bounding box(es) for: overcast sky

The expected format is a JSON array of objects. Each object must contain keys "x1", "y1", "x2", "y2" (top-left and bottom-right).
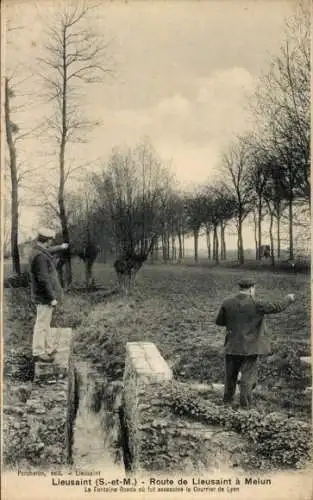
[{"x1": 4, "y1": 0, "x2": 295, "y2": 246}]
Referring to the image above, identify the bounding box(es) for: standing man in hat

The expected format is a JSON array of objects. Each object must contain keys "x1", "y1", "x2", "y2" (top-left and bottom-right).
[
  {"x1": 215, "y1": 279, "x2": 295, "y2": 409},
  {"x1": 29, "y1": 228, "x2": 68, "y2": 362}
]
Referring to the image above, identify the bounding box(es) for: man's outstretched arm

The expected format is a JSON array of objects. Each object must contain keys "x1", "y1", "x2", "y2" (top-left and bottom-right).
[{"x1": 255, "y1": 294, "x2": 295, "y2": 315}]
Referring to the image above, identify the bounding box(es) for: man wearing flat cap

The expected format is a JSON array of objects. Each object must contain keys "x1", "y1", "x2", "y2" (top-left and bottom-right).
[
  {"x1": 215, "y1": 279, "x2": 295, "y2": 409},
  {"x1": 28, "y1": 228, "x2": 68, "y2": 362}
]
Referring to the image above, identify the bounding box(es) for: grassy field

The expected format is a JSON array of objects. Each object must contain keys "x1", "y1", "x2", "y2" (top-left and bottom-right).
[
  {"x1": 75, "y1": 262, "x2": 310, "y2": 399},
  {"x1": 2, "y1": 260, "x2": 311, "y2": 468}
]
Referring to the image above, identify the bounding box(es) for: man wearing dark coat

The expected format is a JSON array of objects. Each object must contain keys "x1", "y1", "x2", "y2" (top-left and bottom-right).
[
  {"x1": 28, "y1": 228, "x2": 68, "y2": 362},
  {"x1": 215, "y1": 279, "x2": 295, "y2": 408}
]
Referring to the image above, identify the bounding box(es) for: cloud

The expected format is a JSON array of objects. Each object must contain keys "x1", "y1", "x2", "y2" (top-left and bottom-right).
[
  {"x1": 155, "y1": 139, "x2": 221, "y2": 188},
  {"x1": 19, "y1": 67, "x2": 257, "y2": 234},
  {"x1": 89, "y1": 66, "x2": 256, "y2": 184},
  {"x1": 194, "y1": 67, "x2": 256, "y2": 140}
]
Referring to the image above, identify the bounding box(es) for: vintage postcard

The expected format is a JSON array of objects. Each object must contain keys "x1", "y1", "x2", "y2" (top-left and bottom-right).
[{"x1": 1, "y1": 0, "x2": 312, "y2": 499}]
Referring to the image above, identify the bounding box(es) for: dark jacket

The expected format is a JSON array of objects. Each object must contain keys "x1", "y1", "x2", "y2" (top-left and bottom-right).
[
  {"x1": 28, "y1": 243, "x2": 63, "y2": 305},
  {"x1": 215, "y1": 293, "x2": 293, "y2": 355}
]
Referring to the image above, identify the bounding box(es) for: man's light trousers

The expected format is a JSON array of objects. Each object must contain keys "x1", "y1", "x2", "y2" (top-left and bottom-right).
[{"x1": 32, "y1": 304, "x2": 54, "y2": 356}]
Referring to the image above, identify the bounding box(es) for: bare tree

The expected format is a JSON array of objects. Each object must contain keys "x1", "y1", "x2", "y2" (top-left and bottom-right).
[
  {"x1": 251, "y1": 1, "x2": 310, "y2": 259},
  {"x1": 4, "y1": 24, "x2": 23, "y2": 275},
  {"x1": 93, "y1": 140, "x2": 172, "y2": 293},
  {"x1": 37, "y1": 2, "x2": 112, "y2": 286},
  {"x1": 172, "y1": 193, "x2": 187, "y2": 262},
  {"x1": 4, "y1": 74, "x2": 47, "y2": 273},
  {"x1": 263, "y1": 154, "x2": 288, "y2": 260},
  {"x1": 215, "y1": 186, "x2": 237, "y2": 261},
  {"x1": 157, "y1": 190, "x2": 186, "y2": 263},
  {"x1": 4, "y1": 78, "x2": 21, "y2": 274},
  {"x1": 4, "y1": 18, "x2": 49, "y2": 274},
  {"x1": 267, "y1": 201, "x2": 276, "y2": 267},
  {"x1": 251, "y1": 210, "x2": 259, "y2": 260},
  {"x1": 202, "y1": 186, "x2": 236, "y2": 264},
  {"x1": 185, "y1": 192, "x2": 206, "y2": 263},
  {"x1": 48, "y1": 187, "x2": 114, "y2": 289},
  {"x1": 2, "y1": 166, "x2": 11, "y2": 258},
  {"x1": 61, "y1": 191, "x2": 99, "y2": 289},
  {"x1": 244, "y1": 136, "x2": 271, "y2": 260},
  {"x1": 159, "y1": 189, "x2": 171, "y2": 262},
  {"x1": 221, "y1": 139, "x2": 254, "y2": 264}
]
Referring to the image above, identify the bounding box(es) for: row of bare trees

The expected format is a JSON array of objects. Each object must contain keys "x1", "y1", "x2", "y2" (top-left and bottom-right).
[
  {"x1": 66, "y1": 1, "x2": 309, "y2": 289},
  {"x1": 4, "y1": 1, "x2": 310, "y2": 292}
]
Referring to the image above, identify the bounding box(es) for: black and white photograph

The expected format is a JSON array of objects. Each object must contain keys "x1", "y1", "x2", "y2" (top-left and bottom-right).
[{"x1": 1, "y1": 0, "x2": 311, "y2": 499}]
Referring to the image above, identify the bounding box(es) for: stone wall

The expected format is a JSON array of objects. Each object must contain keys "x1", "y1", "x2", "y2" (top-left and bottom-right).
[
  {"x1": 123, "y1": 342, "x2": 173, "y2": 472},
  {"x1": 122, "y1": 341, "x2": 249, "y2": 473},
  {"x1": 3, "y1": 328, "x2": 72, "y2": 469}
]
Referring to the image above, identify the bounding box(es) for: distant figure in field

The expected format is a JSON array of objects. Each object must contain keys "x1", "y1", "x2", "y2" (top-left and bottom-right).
[
  {"x1": 258, "y1": 245, "x2": 271, "y2": 259},
  {"x1": 28, "y1": 228, "x2": 68, "y2": 363},
  {"x1": 215, "y1": 279, "x2": 295, "y2": 409}
]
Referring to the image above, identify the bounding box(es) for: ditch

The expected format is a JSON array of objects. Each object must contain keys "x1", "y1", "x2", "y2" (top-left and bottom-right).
[{"x1": 66, "y1": 357, "x2": 131, "y2": 473}]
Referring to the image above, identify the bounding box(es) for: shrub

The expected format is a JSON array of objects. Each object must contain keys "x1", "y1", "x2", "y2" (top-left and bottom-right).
[
  {"x1": 170, "y1": 384, "x2": 311, "y2": 469},
  {"x1": 258, "y1": 345, "x2": 311, "y2": 389},
  {"x1": 4, "y1": 272, "x2": 30, "y2": 289}
]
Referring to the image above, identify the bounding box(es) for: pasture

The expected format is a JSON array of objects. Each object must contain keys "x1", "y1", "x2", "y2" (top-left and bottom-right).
[{"x1": 2, "y1": 261, "x2": 311, "y2": 468}]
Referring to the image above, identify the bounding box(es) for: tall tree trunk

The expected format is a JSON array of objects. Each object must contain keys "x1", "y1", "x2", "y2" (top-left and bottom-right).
[
  {"x1": 150, "y1": 239, "x2": 155, "y2": 261},
  {"x1": 5, "y1": 78, "x2": 21, "y2": 275},
  {"x1": 178, "y1": 232, "x2": 183, "y2": 262},
  {"x1": 206, "y1": 227, "x2": 211, "y2": 260},
  {"x1": 253, "y1": 213, "x2": 258, "y2": 260},
  {"x1": 257, "y1": 198, "x2": 262, "y2": 260},
  {"x1": 222, "y1": 228, "x2": 227, "y2": 260},
  {"x1": 85, "y1": 261, "x2": 92, "y2": 290},
  {"x1": 276, "y1": 212, "x2": 281, "y2": 259},
  {"x1": 162, "y1": 235, "x2": 167, "y2": 261},
  {"x1": 220, "y1": 224, "x2": 226, "y2": 260},
  {"x1": 238, "y1": 217, "x2": 244, "y2": 264},
  {"x1": 171, "y1": 235, "x2": 176, "y2": 261},
  {"x1": 193, "y1": 229, "x2": 199, "y2": 263},
  {"x1": 59, "y1": 28, "x2": 72, "y2": 286},
  {"x1": 219, "y1": 225, "x2": 223, "y2": 261},
  {"x1": 213, "y1": 226, "x2": 219, "y2": 264},
  {"x1": 237, "y1": 233, "x2": 240, "y2": 262},
  {"x1": 269, "y1": 211, "x2": 275, "y2": 267},
  {"x1": 154, "y1": 237, "x2": 159, "y2": 260},
  {"x1": 182, "y1": 233, "x2": 185, "y2": 259},
  {"x1": 288, "y1": 197, "x2": 294, "y2": 260}
]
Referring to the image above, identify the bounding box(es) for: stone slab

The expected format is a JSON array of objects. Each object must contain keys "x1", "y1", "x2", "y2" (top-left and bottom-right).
[
  {"x1": 123, "y1": 342, "x2": 173, "y2": 472},
  {"x1": 34, "y1": 328, "x2": 73, "y2": 381},
  {"x1": 124, "y1": 342, "x2": 173, "y2": 382},
  {"x1": 51, "y1": 328, "x2": 73, "y2": 369}
]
